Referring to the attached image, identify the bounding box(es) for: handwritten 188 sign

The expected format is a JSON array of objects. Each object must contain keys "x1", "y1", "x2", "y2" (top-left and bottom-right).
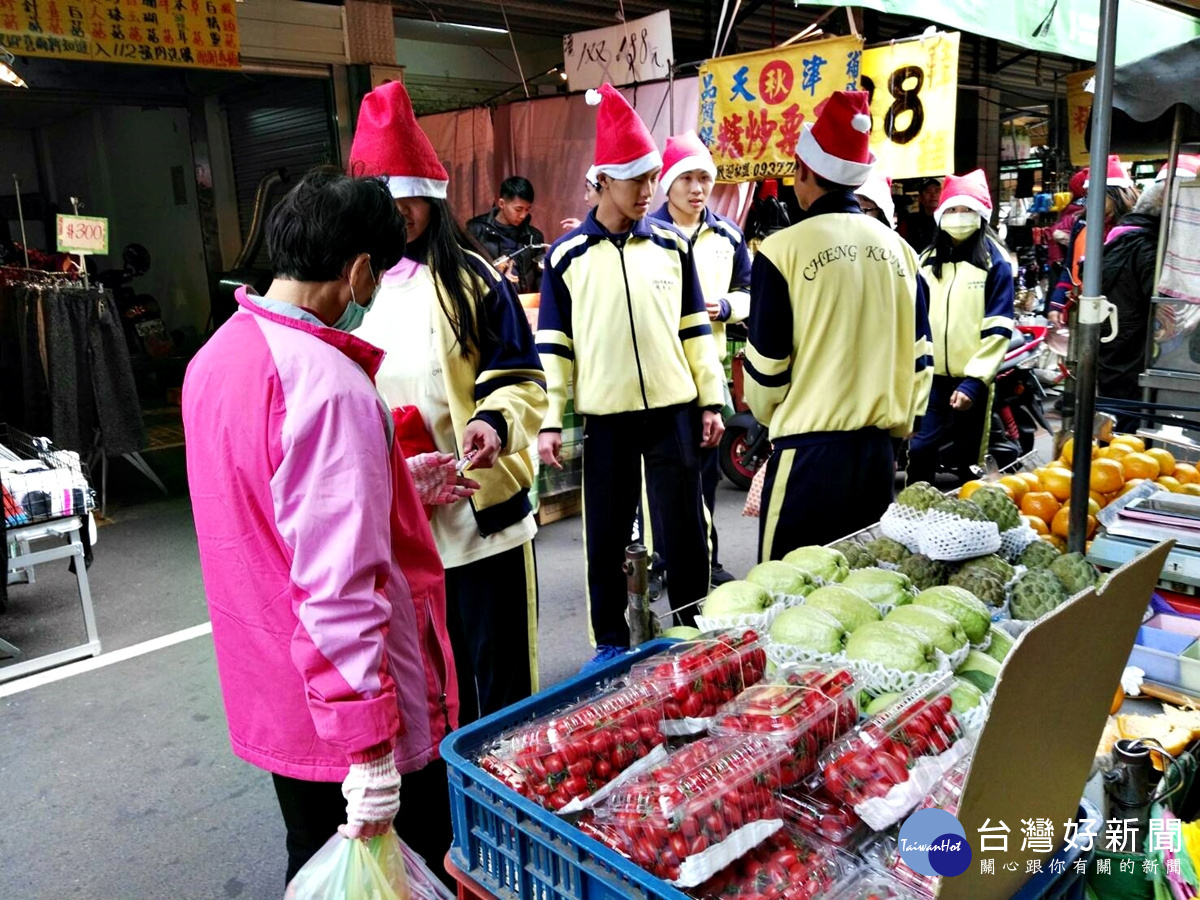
[{"x1": 698, "y1": 35, "x2": 864, "y2": 183}]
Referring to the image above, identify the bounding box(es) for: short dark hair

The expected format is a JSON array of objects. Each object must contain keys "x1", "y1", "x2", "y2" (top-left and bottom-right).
[
  {"x1": 266, "y1": 167, "x2": 405, "y2": 282},
  {"x1": 813, "y1": 171, "x2": 855, "y2": 193},
  {"x1": 499, "y1": 176, "x2": 535, "y2": 203}
]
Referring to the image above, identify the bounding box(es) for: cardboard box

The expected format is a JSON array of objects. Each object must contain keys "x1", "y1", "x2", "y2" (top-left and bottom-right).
[
  {"x1": 535, "y1": 488, "x2": 582, "y2": 526},
  {"x1": 941, "y1": 540, "x2": 1173, "y2": 899}
]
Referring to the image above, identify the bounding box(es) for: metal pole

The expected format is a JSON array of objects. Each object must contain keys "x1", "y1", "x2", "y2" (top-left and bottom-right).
[
  {"x1": 13, "y1": 174, "x2": 29, "y2": 269},
  {"x1": 1068, "y1": 0, "x2": 1120, "y2": 554},
  {"x1": 668, "y1": 60, "x2": 675, "y2": 134},
  {"x1": 623, "y1": 543, "x2": 654, "y2": 647}
]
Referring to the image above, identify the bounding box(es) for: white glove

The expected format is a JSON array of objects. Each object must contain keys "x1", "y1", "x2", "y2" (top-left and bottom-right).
[
  {"x1": 407, "y1": 452, "x2": 478, "y2": 506},
  {"x1": 342, "y1": 753, "x2": 402, "y2": 828}
]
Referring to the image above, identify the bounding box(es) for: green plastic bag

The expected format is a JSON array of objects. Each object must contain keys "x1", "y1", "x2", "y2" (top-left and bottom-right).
[{"x1": 285, "y1": 831, "x2": 453, "y2": 900}]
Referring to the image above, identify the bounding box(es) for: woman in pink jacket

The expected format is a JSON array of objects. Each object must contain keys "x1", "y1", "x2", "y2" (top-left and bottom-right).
[{"x1": 182, "y1": 168, "x2": 463, "y2": 884}]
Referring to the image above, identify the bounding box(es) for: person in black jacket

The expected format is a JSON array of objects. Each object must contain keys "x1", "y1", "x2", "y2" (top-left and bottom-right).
[
  {"x1": 466, "y1": 176, "x2": 546, "y2": 293},
  {"x1": 1099, "y1": 181, "x2": 1163, "y2": 432}
]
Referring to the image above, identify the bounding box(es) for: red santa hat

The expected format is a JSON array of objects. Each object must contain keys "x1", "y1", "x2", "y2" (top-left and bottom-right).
[
  {"x1": 795, "y1": 90, "x2": 876, "y2": 188},
  {"x1": 1068, "y1": 168, "x2": 1089, "y2": 199},
  {"x1": 586, "y1": 83, "x2": 662, "y2": 179},
  {"x1": 934, "y1": 169, "x2": 993, "y2": 225},
  {"x1": 349, "y1": 80, "x2": 449, "y2": 199},
  {"x1": 661, "y1": 130, "x2": 716, "y2": 190},
  {"x1": 1157, "y1": 154, "x2": 1200, "y2": 183},
  {"x1": 1083, "y1": 154, "x2": 1132, "y2": 189},
  {"x1": 854, "y1": 173, "x2": 895, "y2": 225},
  {"x1": 585, "y1": 166, "x2": 601, "y2": 187}
]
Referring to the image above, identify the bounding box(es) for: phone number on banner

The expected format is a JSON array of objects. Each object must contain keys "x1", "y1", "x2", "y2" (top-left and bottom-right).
[{"x1": 716, "y1": 160, "x2": 797, "y2": 181}]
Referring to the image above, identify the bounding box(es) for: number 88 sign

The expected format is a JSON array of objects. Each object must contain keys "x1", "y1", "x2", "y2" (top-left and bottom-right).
[{"x1": 859, "y1": 31, "x2": 960, "y2": 180}]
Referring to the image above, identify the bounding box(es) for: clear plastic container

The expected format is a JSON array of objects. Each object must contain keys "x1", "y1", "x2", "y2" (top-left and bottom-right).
[
  {"x1": 691, "y1": 823, "x2": 850, "y2": 900},
  {"x1": 778, "y1": 788, "x2": 868, "y2": 850},
  {"x1": 860, "y1": 835, "x2": 938, "y2": 898},
  {"x1": 629, "y1": 629, "x2": 768, "y2": 733},
  {"x1": 709, "y1": 667, "x2": 860, "y2": 788},
  {"x1": 824, "y1": 868, "x2": 924, "y2": 900},
  {"x1": 812, "y1": 674, "x2": 969, "y2": 831},
  {"x1": 480, "y1": 680, "x2": 666, "y2": 811},
  {"x1": 918, "y1": 754, "x2": 970, "y2": 816},
  {"x1": 600, "y1": 735, "x2": 789, "y2": 886}
]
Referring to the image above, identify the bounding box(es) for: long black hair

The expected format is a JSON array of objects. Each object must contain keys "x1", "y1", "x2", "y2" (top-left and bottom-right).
[
  {"x1": 412, "y1": 197, "x2": 495, "y2": 358},
  {"x1": 926, "y1": 216, "x2": 1003, "y2": 280}
]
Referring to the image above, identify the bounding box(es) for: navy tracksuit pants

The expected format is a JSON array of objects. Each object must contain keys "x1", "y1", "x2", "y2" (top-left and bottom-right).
[
  {"x1": 583, "y1": 404, "x2": 711, "y2": 648},
  {"x1": 758, "y1": 428, "x2": 895, "y2": 562},
  {"x1": 907, "y1": 375, "x2": 990, "y2": 485}
]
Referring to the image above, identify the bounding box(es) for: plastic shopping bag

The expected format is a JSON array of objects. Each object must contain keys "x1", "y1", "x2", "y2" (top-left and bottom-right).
[{"x1": 285, "y1": 830, "x2": 453, "y2": 900}]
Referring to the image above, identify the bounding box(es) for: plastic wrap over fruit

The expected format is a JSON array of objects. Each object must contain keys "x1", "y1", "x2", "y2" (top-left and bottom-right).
[{"x1": 690, "y1": 823, "x2": 851, "y2": 899}]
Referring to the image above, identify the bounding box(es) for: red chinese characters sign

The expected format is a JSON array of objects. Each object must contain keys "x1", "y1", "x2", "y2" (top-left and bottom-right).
[
  {"x1": 0, "y1": 0, "x2": 239, "y2": 70},
  {"x1": 698, "y1": 35, "x2": 863, "y2": 183}
]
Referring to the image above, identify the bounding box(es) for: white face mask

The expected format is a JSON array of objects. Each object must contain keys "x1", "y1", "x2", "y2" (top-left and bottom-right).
[{"x1": 941, "y1": 212, "x2": 982, "y2": 240}]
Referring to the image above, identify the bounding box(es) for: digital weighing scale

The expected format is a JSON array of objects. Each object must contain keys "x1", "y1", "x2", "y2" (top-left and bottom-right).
[{"x1": 1090, "y1": 492, "x2": 1200, "y2": 592}]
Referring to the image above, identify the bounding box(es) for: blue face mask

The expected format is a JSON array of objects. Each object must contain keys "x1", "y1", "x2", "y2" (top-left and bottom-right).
[{"x1": 332, "y1": 262, "x2": 380, "y2": 333}]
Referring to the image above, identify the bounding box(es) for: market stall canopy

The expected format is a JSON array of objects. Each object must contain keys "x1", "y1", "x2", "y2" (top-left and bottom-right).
[
  {"x1": 794, "y1": 0, "x2": 1199, "y2": 64},
  {"x1": 1092, "y1": 36, "x2": 1200, "y2": 152}
]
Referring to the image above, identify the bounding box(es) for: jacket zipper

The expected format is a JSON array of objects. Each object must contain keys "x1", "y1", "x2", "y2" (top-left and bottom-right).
[
  {"x1": 943, "y1": 264, "x2": 958, "y2": 377},
  {"x1": 616, "y1": 240, "x2": 650, "y2": 409},
  {"x1": 423, "y1": 593, "x2": 452, "y2": 731}
]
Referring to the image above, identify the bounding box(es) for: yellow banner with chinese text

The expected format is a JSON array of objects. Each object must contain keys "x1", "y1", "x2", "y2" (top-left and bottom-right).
[
  {"x1": 1066, "y1": 70, "x2": 1156, "y2": 168},
  {"x1": 0, "y1": 0, "x2": 239, "y2": 71},
  {"x1": 860, "y1": 32, "x2": 959, "y2": 180},
  {"x1": 698, "y1": 35, "x2": 863, "y2": 183}
]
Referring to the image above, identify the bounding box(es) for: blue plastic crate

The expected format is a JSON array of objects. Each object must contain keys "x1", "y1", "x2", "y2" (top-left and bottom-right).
[
  {"x1": 1011, "y1": 799, "x2": 1103, "y2": 900},
  {"x1": 442, "y1": 639, "x2": 691, "y2": 900},
  {"x1": 443, "y1": 641, "x2": 1103, "y2": 900}
]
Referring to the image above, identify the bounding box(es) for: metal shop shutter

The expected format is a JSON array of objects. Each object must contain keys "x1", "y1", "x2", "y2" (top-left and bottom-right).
[{"x1": 223, "y1": 79, "x2": 335, "y2": 269}]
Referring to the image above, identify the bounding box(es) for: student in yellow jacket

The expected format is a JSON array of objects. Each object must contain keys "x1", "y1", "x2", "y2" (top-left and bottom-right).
[
  {"x1": 906, "y1": 170, "x2": 1015, "y2": 486},
  {"x1": 746, "y1": 92, "x2": 933, "y2": 561},
  {"x1": 537, "y1": 84, "x2": 726, "y2": 665},
  {"x1": 350, "y1": 82, "x2": 548, "y2": 724},
  {"x1": 648, "y1": 130, "x2": 751, "y2": 585}
]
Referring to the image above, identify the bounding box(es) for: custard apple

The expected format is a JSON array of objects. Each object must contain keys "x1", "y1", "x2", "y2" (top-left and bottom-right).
[
  {"x1": 832, "y1": 540, "x2": 877, "y2": 570},
  {"x1": 866, "y1": 537, "x2": 913, "y2": 565},
  {"x1": 958, "y1": 554, "x2": 1015, "y2": 585},
  {"x1": 897, "y1": 481, "x2": 943, "y2": 512},
  {"x1": 949, "y1": 568, "x2": 1007, "y2": 608},
  {"x1": 969, "y1": 486, "x2": 1022, "y2": 531},
  {"x1": 899, "y1": 553, "x2": 949, "y2": 590},
  {"x1": 1049, "y1": 552, "x2": 1099, "y2": 596},
  {"x1": 1019, "y1": 540, "x2": 1062, "y2": 570},
  {"x1": 1010, "y1": 569, "x2": 1067, "y2": 620},
  {"x1": 934, "y1": 498, "x2": 989, "y2": 522}
]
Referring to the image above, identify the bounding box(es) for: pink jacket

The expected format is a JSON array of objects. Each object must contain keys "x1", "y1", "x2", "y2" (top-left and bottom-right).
[{"x1": 182, "y1": 289, "x2": 459, "y2": 782}]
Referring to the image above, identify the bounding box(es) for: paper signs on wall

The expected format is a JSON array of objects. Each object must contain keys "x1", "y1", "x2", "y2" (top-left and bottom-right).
[
  {"x1": 563, "y1": 10, "x2": 672, "y2": 91},
  {"x1": 697, "y1": 35, "x2": 864, "y2": 183},
  {"x1": 0, "y1": 0, "x2": 240, "y2": 71},
  {"x1": 860, "y1": 31, "x2": 960, "y2": 180}
]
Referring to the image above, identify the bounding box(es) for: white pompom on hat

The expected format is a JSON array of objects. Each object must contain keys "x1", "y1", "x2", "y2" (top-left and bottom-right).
[
  {"x1": 588, "y1": 83, "x2": 662, "y2": 180},
  {"x1": 794, "y1": 90, "x2": 876, "y2": 188}
]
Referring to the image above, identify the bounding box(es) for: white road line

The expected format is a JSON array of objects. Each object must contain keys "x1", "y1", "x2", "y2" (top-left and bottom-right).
[{"x1": 0, "y1": 621, "x2": 213, "y2": 698}]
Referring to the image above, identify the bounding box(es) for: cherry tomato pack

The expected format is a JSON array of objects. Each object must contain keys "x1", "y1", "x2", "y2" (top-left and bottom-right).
[{"x1": 691, "y1": 823, "x2": 851, "y2": 900}]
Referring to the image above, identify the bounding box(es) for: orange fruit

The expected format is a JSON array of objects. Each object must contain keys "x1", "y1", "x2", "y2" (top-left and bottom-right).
[
  {"x1": 1061, "y1": 437, "x2": 1098, "y2": 465},
  {"x1": 1183, "y1": 484, "x2": 1200, "y2": 497},
  {"x1": 1098, "y1": 445, "x2": 1132, "y2": 461},
  {"x1": 1053, "y1": 506, "x2": 1097, "y2": 539},
  {"x1": 1118, "y1": 479, "x2": 1146, "y2": 497},
  {"x1": 1043, "y1": 534, "x2": 1068, "y2": 551},
  {"x1": 959, "y1": 479, "x2": 987, "y2": 500},
  {"x1": 1000, "y1": 475, "x2": 1030, "y2": 502},
  {"x1": 1112, "y1": 685, "x2": 1125, "y2": 716},
  {"x1": 1024, "y1": 514, "x2": 1049, "y2": 535},
  {"x1": 1147, "y1": 448, "x2": 1177, "y2": 477},
  {"x1": 1090, "y1": 458, "x2": 1125, "y2": 494},
  {"x1": 1018, "y1": 472, "x2": 1042, "y2": 491},
  {"x1": 1175, "y1": 463, "x2": 1199, "y2": 485},
  {"x1": 1021, "y1": 491, "x2": 1062, "y2": 524},
  {"x1": 1122, "y1": 453, "x2": 1161, "y2": 482},
  {"x1": 1111, "y1": 435, "x2": 1146, "y2": 453},
  {"x1": 1040, "y1": 467, "x2": 1073, "y2": 501},
  {"x1": 1103, "y1": 492, "x2": 1120, "y2": 507},
  {"x1": 1159, "y1": 476, "x2": 1183, "y2": 493}
]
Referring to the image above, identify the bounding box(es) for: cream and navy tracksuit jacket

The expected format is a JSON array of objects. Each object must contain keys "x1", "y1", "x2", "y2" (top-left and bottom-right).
[
  {"x1": 907, "y1": 235, "x2": 1015, "y2": 482},
  {"x1": 746, "y1": 191, "x2": 933, "y2": 560},
  {"x1": 537, "y1": 209, "x2": 725, "y2": 647},
  {"x1": 648, "y1": 204, "x2": 752, "y2": 362}
]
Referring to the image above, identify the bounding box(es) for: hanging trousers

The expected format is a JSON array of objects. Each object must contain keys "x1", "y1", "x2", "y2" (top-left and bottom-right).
[
  {"x1": 583, "y1": 404, "x2": 710, "y2": 648},
  {"x1": 272, "y1": 757, "x2": 455, "y2": 889},
  {"x1": 443, "y1": 540, "x2": 539, "y2": 725},
  {"x1": 906, "y1": 376, "x2": 990, "y2": 485},
  {"x1": 758, "y1": 428, "x2": 895, "y2": 563}
]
